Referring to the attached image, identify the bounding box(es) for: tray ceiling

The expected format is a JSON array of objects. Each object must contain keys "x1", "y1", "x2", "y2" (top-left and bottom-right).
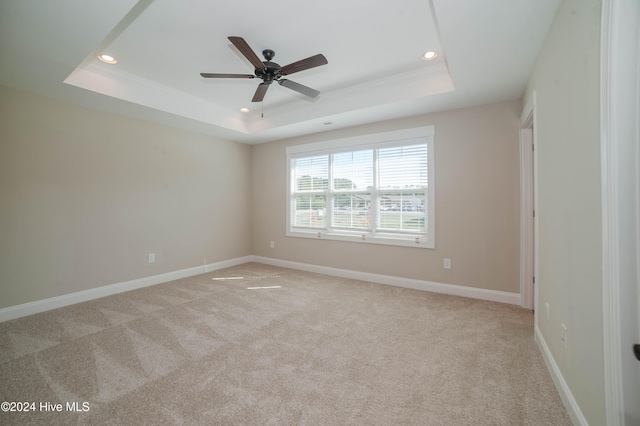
[{"x1": 0, "y1": 0, "x2": 560, "y2": 144}]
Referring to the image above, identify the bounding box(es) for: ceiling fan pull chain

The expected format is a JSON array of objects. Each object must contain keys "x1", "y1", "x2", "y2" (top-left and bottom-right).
[{"x1": 261, "y1": 100, "x2": 264, "y2": 118}]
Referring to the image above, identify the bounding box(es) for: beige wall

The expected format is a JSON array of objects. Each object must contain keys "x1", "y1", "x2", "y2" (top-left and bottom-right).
[
  {"x1": 0, "y1": 85, "x2": 252, "y2": 309},
  {"x1": 523, "y1": 0, "x2": 605, "y2": 423},
  {"x1": 252, "y1": 100, "x2": 521, "y2": 293}
]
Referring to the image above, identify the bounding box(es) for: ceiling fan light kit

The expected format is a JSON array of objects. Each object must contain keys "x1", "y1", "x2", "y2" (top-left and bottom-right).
[{"x1": 201, "y1": 36, "x2": 327, "y2": 103}]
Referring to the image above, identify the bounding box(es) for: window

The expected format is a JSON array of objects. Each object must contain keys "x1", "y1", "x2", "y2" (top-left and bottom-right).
[{"x1": 286, "y1": 126, "x2": 435, "y2": 248}]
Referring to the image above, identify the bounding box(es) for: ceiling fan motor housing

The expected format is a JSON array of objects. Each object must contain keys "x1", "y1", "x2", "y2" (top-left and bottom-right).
[
  {"x1": 255, "y1": 61, "x2": 281, "y2": 84},
  {"x1": 256, "y1": 50, "x2": 281, "y2": 84}
]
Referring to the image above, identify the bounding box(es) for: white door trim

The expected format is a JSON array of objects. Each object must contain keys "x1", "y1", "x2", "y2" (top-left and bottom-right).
[
  {"x1": 601, "y1": 0, "x2": 640, "y2": 423},
  {"x1": 519, "y1": 92, "x2": 538, "y2": 312}
]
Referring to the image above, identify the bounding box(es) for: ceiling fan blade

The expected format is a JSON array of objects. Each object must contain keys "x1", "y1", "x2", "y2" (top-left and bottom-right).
[
  {"x1": 228, "y1": 36, "x2": 266, "y2": 70},
  {"x1": 252, "y1": 83, "x2": 270, "y2": 102},
  {"x1": 278, "y1": 79, "x2": 320, "y2": 98},
  {"x1": 280, "y1": 54, "x2": 328, "y2": 76},
  {"x1": 200, "y1": 73, "x2": 255, "y2": 79}
]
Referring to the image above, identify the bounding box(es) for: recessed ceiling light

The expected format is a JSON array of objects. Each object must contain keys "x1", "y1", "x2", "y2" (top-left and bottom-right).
[
  {"x1": 422, "y1": 51, "x2": 437, "y2": 60},
  {"x1": 240, "y1": 108, "x2": 250, "y2": 113},
  {"x1": 97, "y1": 54, "x2": 118, "y2": 64}
]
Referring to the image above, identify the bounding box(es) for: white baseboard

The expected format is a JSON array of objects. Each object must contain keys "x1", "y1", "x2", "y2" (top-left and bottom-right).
[
  {"x1": 1, "y1": 255, "x2": 520, "y2": 322},
  {"x1": 535, "y1": 326, "x2": 588, "y2": 425},
  {"x1": 251, "y1": 256, "x2": 521, "y2": 305},
  {"x1": 0, "y1": 256, "x2": 252, "y2": 323}
]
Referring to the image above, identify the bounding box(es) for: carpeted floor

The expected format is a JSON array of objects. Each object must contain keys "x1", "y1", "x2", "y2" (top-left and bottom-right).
[{"x1": 0, "y1": 263, "x2": 571, "y2": 425}]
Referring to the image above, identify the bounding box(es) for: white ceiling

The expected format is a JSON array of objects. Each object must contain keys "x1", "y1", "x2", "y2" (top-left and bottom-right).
[{"x1": 0, "y1": 0, "x2": 560, "y2": 144}]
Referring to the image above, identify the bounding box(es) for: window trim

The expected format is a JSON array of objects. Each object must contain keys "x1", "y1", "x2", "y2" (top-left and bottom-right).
[{"x1": 286, "y1": 126, "x2": 435, "y2": 249}]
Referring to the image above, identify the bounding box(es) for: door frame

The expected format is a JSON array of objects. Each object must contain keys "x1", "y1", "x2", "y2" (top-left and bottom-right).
[
  {"x1": 601, "y1": 0, "x2": 640, "y2": 424},
  {"x1": 519, "y1": 92, "x2": 538, "y2": 312}
]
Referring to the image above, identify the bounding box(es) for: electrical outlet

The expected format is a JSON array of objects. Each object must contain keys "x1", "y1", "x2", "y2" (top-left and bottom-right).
[
  {"x1": 545, "y1": 303, "x2": 550, "y2": 322},
  {"x1": 148, "y1": 253, "x2": 155, "y2": 263},
  {"x1": 270, "y1": 241, "x2": 275, "y2": 249},
  {"x1": 443, "y1": 258, "x2": 451, "y2": 269},
  {"x1": 561, "y1": 324, "x2": 567, "y2": 350}
]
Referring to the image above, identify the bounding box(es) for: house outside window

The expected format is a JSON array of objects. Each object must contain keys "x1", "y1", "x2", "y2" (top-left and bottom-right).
[{"x1": 286, "y1": 126, "x2": 435, "y2": 248}]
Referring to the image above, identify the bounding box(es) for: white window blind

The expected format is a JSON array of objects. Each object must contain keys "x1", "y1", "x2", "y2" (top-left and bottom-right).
[
  {"x1": 377, "y1": 144, "x2": 428, "y2": 233},
  {"x1": 332, "y1": 149, "x2": 373, "y2": 230},
  {"x1": 287, "y1": 126, "x2": 435, "y2": 248},
  {"x1": 291, "y1": 155, "x2": 328, "y2": 229}
]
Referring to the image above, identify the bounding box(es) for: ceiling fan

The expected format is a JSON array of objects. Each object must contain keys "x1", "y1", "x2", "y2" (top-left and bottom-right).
[{"x1": 200, "y1": 36, "x2": 328, "y2": 103}]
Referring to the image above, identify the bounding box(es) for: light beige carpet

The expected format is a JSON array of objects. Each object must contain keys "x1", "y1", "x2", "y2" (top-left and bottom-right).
[{"x1": 0, "y1": 263, "x2": 571, "y2": 425}]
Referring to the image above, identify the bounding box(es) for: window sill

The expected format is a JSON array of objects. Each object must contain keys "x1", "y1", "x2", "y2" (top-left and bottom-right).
[{"x1": 286, "y1": 229, "x2": 434, "y2": 249}]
